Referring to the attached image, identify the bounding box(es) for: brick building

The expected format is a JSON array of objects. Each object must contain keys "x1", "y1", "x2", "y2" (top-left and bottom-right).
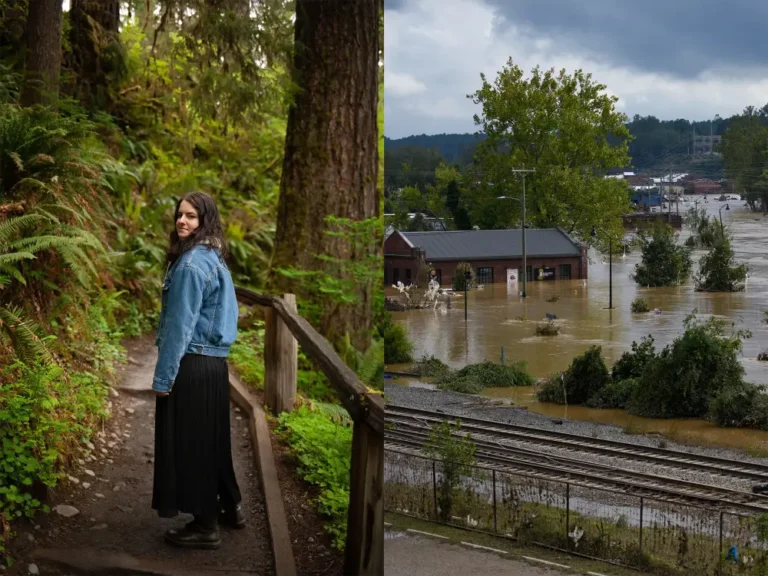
[{"x1": 384, "y1": 228, "x2": 588, "y2": 287}]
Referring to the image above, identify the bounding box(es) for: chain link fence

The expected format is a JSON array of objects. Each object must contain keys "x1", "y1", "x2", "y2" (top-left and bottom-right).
[{"x1": 384, "y1": 448, "x2": 768, "y2": 575}]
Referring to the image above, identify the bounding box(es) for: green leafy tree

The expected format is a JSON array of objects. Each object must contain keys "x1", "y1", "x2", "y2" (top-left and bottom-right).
[
  {"x1": 452, "y1": 261, "x2": 476, "y2": 291},
  {"x1": 694, "y1": 232, "x2": 748, "y2": 292},
  {"x1": 422, "y1": 420, "x2": 477, "y2": 523},
  {"x1": 632, "y1": 223, "x2": 692, "y2": 287},
  {"x1": 720, "y1": 105, "x2": 768, "y2": 212},
  {"x1": 467, "y1": 60, "x2": 632, "y2": 240}
]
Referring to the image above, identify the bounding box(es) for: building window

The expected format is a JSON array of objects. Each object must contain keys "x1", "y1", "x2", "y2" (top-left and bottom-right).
[
  {"x1": 518, "y1": 266, "x2": 532, "y2": 282},
  {"x1": 405, "y1": 268, "x2": 412, "y2": 284},
  {"x1": 393, "y1": 268, "x2": 400, "y2": 284},
  {"x1": 559, "y1": 264, "x2": 572, "y2": 280},
  {"x1": 477, "y1": 267, "x2": 494, "y2": 284}
]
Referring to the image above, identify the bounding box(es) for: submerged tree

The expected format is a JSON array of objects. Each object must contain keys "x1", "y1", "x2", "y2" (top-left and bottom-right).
[
  {"x1": 270, "y1": 0, "x2": 381, "y2": 350},
  {"x1": 695, "y1": 232, "x2": 748, "y2": 292},
  {"x1": 632, "y1": 223, "x2": 692, "y2": 287}
]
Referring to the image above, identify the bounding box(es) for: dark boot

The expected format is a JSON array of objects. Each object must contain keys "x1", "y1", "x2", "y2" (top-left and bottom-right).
[
  {"x1": 164, "y1": 516, "x2": 221, "y2": 549},
  {"x1": 218, "y1": 503, "x2": 246, "y2": 529}
]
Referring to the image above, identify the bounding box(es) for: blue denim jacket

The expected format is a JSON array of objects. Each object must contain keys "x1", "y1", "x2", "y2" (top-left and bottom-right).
[{"x1": 152, "y1": 243, "x2": 239, "y2": 393}]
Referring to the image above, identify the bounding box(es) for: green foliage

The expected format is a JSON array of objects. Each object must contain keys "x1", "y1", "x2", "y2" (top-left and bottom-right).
[
  {"x1": 632, "y1": 223, "x2": 692, "y2": 287},
  {"x1": 380, "y1": 311, "x2": 413, "y2": 364},
  {"x1": 468, "y1": 60, "x2": 631, "y2": 240},
  {"x1": 694, "y1": 233, "x2": 748, "y2": 292},
  {"x1": 452, "y1": 262, "x2": 475, "y2": 291},
  {"x1": 436, "y1": 360, "x2": 534, "y2": 394},
  {"x1": 630, "y1": 313, "x2": 749, "y2": 418},
  {"x1": 630, "y1": 298, "x2": 650, "y2": 313},
  {"x1": 709, "y1": 382, "x2": 768, "y2": 430},
  {"x1": 683, "y1": 206, "x2": 719, "y2": 248},
  {"x1": 535, "y1": 321, "x2": 559, "y2": 336},
  {"x1": 612, "y1": 336, "x2": 656, "y2": 381},
  {"x1": 229, "y1": 327, "x2": 267, "y2": 390},
  {"x1": 277, "y1": 405, "x2": 353, "y2": 550},
  {"x1": 720, "y1": 105, "x2": 768, "y2": 212},
  {"x1": 422, "y1": 420, "x2": 477, "y2": 523},
  {"x1": 413, "y1": 355, "x2": 451, "y2": 379},
  {"x1": 536, "y1": 346, "x2": 610, "y2": 405},
  {"x1": 586, "y1": 378, "x2": 639, "y2": 409}
]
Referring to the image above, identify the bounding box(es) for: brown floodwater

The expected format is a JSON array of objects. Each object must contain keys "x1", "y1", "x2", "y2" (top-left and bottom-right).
[{"x1": 388, "y1": 200, "x2": 768, "y2": 450}]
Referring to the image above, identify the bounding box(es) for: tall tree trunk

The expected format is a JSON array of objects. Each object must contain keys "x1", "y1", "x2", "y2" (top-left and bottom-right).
[
  {"x1": 269, "y1": 0, "x2": 381, "y2": 351},
  {"x1": 68, "y1": 0, "x2": 120, "y2": 108},
  {"x1": 20, "y1": 0, "x2": 63, "y2": 107}
]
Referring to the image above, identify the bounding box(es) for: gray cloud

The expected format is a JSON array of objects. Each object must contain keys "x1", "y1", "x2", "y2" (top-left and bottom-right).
[{"x1": 483, "y1": 0, "x2": 768, "y2": 78}]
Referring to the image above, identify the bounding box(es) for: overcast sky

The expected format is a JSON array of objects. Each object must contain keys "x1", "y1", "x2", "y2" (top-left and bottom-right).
[{"x1": 384, "y1": 0, "x2": 768, "y2": 139}]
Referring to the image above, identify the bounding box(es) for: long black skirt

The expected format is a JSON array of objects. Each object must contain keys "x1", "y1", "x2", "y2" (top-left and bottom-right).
[{"x1": 152, "y1": 354, "x2": 242, "y2": 520}]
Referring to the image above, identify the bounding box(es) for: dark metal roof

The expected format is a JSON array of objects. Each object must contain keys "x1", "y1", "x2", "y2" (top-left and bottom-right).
[{"x1": 398, "y1": 228, "x2": 582, "y2": 261}]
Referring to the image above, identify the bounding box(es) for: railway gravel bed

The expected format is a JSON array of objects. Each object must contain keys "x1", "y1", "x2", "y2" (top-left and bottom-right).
[{"x1": 384, "y1": 385, "x2": 768, "y2": 494}]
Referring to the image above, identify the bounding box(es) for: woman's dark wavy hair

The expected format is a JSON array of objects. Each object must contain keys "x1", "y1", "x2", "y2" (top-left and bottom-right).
[{"x1": 166, "y1": 191, "x2": 228, "y2": 265}]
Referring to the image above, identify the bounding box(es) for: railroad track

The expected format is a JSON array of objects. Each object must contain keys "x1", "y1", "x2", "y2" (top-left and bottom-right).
[
  {"x1": 385, "y1": 423, "x2": 768, "y2": 514},
  {"x1": 387, "y1": 404, "x2": 768, "y2": 483}
]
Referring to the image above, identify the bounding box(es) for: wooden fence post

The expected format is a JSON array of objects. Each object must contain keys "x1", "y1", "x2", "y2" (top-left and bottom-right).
[
  {"x1": 343, "y1": 420, "x2": 384, "y2": 576},
  {"x1": 264, "y1": 294, "x2": 298, "y2": 414}
]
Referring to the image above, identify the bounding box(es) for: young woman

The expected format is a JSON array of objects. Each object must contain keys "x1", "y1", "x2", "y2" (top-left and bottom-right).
[{"x1": 151, "y1": 191, "x2": 245, "y2": 549}]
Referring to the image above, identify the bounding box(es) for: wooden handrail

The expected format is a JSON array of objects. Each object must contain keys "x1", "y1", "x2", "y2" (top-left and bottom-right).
[
  {"x1": 234, "y1": 286, "x2": 384, "y2": 433},
  {"x1": 234, "y1": 285, "x2": 383, "y2": 576}
]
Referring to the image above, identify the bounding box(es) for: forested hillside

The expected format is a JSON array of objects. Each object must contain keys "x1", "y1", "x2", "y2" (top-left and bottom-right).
[{"x1": 0, "y1": 0, "x2": 383, "y2": 563}]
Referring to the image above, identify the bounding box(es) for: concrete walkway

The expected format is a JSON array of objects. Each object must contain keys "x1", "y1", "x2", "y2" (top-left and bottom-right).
[
  {"x1": 385, "y1": 531, "x2": 569, "y2": 576},
  {"x1": 8, "y1": 336, "x2": 273, "y2": 575}
]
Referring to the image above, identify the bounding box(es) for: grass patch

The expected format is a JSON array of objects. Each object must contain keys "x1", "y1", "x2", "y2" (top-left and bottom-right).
[{"x1": 413, "y1": 355, "x2": 452, "y2": 379}]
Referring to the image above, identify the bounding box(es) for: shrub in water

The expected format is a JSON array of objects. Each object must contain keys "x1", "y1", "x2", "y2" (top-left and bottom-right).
[
  {"x1": 630, "y1": 298, "x2": 650, "y2": 313},
  {"x1": 452, "y1": 262, "x2": 476, "y2": 291},
  {"x1": 586, "y1": 378, "x2": 639, "y2": 409},
  {"x1": 611, "y1": 336, "x2": 656, "y2": 381},
  {"x1": 437, "y1": 360, "x2": 534, "y2": 394},
  {"x1": 381, "y1": 312, "x2": 414, "y2": 364},
  {"x1": 694, "y1": 233, "x2": 748, "y2": 292},
  {"x1": 710, "y1": 382, "x2": 768, "y2": 430},
  {"x1": 630, "y1": 314, "x2": 748, "y2": 418},
  {"x1": 537, "y1": 346, "x2": 609, "y2": 405},
  {"x1": 632, "y1": 223, "x2": 692, "y2": 287},
  {"x1": 536, "y1": 373, "x2": 567, "y2": 403},
  {"x1": 414, "y1": 355, "x2": 452, "y2": 379},
  {"x1": 535, "y1": 321, "x2": 560, "y2": 336}
]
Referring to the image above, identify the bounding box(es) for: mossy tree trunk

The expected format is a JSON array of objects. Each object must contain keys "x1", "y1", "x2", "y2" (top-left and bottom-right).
[
  {"x1": 270, "y1": 0, "x2": 381, "y2": 350},
  {"x1": 68, "y1": 0, "x2": 120, "y2": 109},
  {"x1": 20, "y1": 0, "x2": 63, "y2": 107}
]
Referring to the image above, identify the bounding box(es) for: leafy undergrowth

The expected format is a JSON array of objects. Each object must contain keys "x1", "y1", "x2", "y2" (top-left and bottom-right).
[
  {"x1": 436, "y1": 360, "x2": 535, "y2": 394},
  {"x1": 276, "y1": 404, "x2": 353, "y2": 550}
]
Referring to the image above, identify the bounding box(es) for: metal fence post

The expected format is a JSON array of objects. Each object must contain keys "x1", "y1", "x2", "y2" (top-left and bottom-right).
[
  {"x1": 718, "y1": 511, "x2": 724, "y2": 576},
  {"x1": 492, "y1": 470, "x2": 497, "y2": 533},
  {"x1": 639, "y1": 497, "x2": 644, "y2": 553},
  {"x1": 432, "y1": 460, "x2": 438, "y2": 521},
  {"x1": 565, "y1": 483, "x2": 570, "y2": 548}
]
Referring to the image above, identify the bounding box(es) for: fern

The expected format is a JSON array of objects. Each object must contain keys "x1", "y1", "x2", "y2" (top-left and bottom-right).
[
  {"x1": 309, "y1": 401, "x2": 353, "y2": 426},
  {"x1": 0, "y1": 305, "x2": 53, "y2": 364}
]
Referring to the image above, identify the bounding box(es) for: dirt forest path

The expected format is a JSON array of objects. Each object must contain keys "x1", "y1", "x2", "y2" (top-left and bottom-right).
[{"x1": 6, "y1": 335, "x2": 274, "y2": 576}]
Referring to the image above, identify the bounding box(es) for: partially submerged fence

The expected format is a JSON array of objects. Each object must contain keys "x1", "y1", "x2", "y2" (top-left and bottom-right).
[
  {"x1": 384, "y1": 449, "x2": 764, "y2": 575},
  {"x1": 235, "y1": 287, "x2": 384, "y2": 576}
]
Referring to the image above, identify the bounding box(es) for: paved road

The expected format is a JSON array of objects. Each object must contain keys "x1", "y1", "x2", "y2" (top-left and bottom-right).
[{"x1": 385, "y1": 531, "x2": 568, "y2": 576}]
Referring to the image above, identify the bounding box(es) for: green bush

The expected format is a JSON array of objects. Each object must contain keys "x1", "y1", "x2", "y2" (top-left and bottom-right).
[
  {"x1": 632, "y1": 223, "x2": 692, "y2": 287},
  {"x1": 586, "y1": 378, "x2": 639, "y2": 409},
  {"x1": 413, "y1": 355, "x2": 452, "y2": 379},
  {"x1": 536, "y1": 373, "x2": 567, "y2": 403},
  {"x1": 380, "y1": 312, "x2": 413, "y2": 364},
  {"x1": 436, "y1": 360, "x2": 534, "y2": 394},
  {"x1": 694, "y1": 233, "x2": 748, "y2": 292},
  {"x1": 612, "y1": 336, "x2": 656, "y2": 381},
  {"x1": 630, "y1": 298, "x2": 650, "y2": 313},
  {"x1": 535, "y1": 321, "x2": 560, "y2": 336},
  {"x1": 630, "y1": 314, "x2": 748, "y2": 418},
  {"x1": 277, "y1": 405, "x2": 353, "y2": 550},
  {"x1": 546, "y1": 346, "x2": 610, "y2": 405},
  {"x1": 709, "y1": 383, "x2": 768, "y2": 430},
  {"x1": 452, "y1": 262, "x2": 476, "y2": 291}
]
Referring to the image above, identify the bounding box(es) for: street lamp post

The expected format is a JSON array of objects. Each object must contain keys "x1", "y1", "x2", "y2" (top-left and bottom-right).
[
  {"x1": 590, "y1": 226, "x2": 614, "y2": 310},
  {"x1": 719, "y1": 203, "x2": 730, "y2": 232},
  {"x1": 497, "y1": 167, "x2": 534, "y2": 297}
]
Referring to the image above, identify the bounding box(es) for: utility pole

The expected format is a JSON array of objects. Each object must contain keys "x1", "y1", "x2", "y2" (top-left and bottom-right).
[{"x1": 510, "y1": 168, "x2": 535, "y2": 298}]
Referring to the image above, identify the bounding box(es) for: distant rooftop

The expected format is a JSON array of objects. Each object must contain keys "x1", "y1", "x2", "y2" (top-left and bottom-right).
[{"x1": 396, "y1": 228, "x2": 582, "y2": 261}]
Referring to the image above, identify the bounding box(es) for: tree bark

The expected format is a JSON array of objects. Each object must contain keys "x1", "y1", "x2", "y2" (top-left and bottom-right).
[
  {"x1": 20, "y1": 0, "x2": 63, "y2": 107},
  {"x1": 269, "y1": 0, "x2": 381, "y2": 351},
  {"x1": 68, "y1": 0, "x2": 120, "y2": 108}
]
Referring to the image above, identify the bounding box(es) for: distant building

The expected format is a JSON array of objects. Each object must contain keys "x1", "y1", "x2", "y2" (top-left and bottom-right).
[
  {"x1": 693, "y1": 135, "x2": 722, "y2": 156},
  {"x1": 685, "y1": 179, "x2": 722, "y2": 195},
  {"x1": 384, "y1": 228, "x2": 588, "y2": 287}
]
